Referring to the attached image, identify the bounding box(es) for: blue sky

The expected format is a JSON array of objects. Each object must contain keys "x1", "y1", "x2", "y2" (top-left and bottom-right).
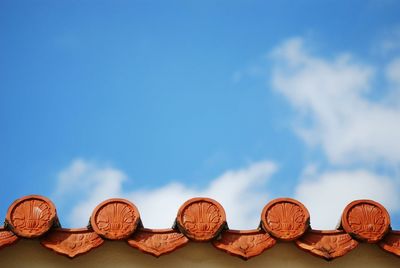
[{"x1": 1, "y1": 0, "x2": 400, "y2": 229}]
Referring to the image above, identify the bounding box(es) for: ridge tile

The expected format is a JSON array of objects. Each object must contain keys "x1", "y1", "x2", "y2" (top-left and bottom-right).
[
  {"x1": 295, "y1": 230, "x2": 358, "y2": 261},
  {"x1": 127, "y1": 228, "x2": 189, "y2": 257},
  {"x1": 212, "y1": 229, "x2": 276, "y2": 260},
  {"x1": 41, "y1": 228, "x2": 104, "y2": 258}
]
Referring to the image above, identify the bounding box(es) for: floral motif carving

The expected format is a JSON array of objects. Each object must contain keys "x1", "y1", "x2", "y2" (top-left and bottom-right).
[
  {"x1": 41, "y1": 228, "x2": 104, "y2": 258},
  {"x1": 6, "y1": 195, "x2": 57, "y2": 238},
  {"x1": 176, "y1": 198, "x2": 226, "y2": 241},
  {"x1": 378, "y1": 231, "x2": 400, "y2": 257},
  {"x1": 262, "y1": 198, "x2": 309, "y2": 241},
  {"x1": 295, "y1": 230, "x2": 358, "y2": 260},
  {"x1": 0, "y1": 227, "x2": 19, "y2": 249},
  {"x1": 212, "y1": 229, "x2": 276, "y2": 260},
  {"x1": 341, "y1": 200, "x2": 390, "y2": 243},
  {"x1": 127, "y1": 228, "x2": 189, "y2": 257},
  {"x1": 90, "y1": 198, "x2": 140, "y2": 240}
]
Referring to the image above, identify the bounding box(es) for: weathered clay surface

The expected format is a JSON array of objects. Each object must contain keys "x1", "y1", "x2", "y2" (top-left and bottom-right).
[
  {"x1": 41, "y1": 228, "x2": 104, "y2": 258},
  {"x1": 378, "y1": 230, "x2": 400, "y2": 257},
  {"x1": 127, "y1": 228, "x2": 189, "y2": 257},
  {"x1": 176, "y1": 197, "x2": 226, "y2": 241},
  {"x1": 341, "y1": 200, "x2": 390, "y2": 243},
  {"x1": 6, "y1": 195, "x2": 57, "y2": 238},
  {"x1": 295, "y1": 230, "x2": 358, "y2": 261},
  {"x1": 212, "y1": 229, "x2": 276, "y2": 260},
  {"x1": 90, "y1": 198, "x2": 140, "y2": 240},
  {"x1": 261, "y1": 198, "x2": 310, "y2": 241},
  {"x1": 0, "y1": 227, "x2": 19, "y2": 249}
]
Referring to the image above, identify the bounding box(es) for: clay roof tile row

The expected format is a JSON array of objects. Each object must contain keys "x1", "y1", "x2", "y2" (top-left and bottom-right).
[{"x1": 1, "y1": 195, "x2": 399, "y2": 260}]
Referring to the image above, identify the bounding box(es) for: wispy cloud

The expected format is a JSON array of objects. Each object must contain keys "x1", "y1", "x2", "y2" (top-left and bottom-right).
[
  {"x1": 53, "y1": 159, "x2": 277, "y2": 229},
  {"x1": 271, "y1": 37, "x2": 400, "y2": 166},
  {"x1": 270, "y1": 37, "x2": 400, "y2": 229}
]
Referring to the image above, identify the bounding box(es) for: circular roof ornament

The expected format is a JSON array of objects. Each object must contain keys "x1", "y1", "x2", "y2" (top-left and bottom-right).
[
  {"x1": 261, "y1": 198, "x2": 310, "y2": 241},
  {"x1": 176, "y1": 197, "x2": 226, "y2": 241},
  {"x1": 90, "y1": 198, "x2": 140, "y2": 240},
  {"x1": 6, "y1": 195, "x2": 58, "y2": 238},
  {"x1": 341, "y1": 200, "x2": 390, "y2": 243}
]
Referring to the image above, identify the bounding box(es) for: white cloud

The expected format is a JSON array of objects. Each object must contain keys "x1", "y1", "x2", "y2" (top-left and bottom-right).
[
  {"x1": 53, "y1": 37, "x2": 400, "y2": 231},
  {"x1": 271, "y1": 38, "x2": 400, "y2": 165},
  {"x1": 295, "y1": 169, "x2": 400, "y2": 230},
  {"x1": 54, "y1": 159, "x2": 277, "y2": 229},
  {"x1": 269, "y1": 38, "x2": 400, "y2": 229}
]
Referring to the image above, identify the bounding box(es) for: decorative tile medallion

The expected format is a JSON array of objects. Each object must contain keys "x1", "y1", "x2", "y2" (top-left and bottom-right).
[
  {"x1": 90, "y1": 198, "x2": 140, "y2": 240},
  {"x1": 212, "y1": 229, "x2": 276, "y2": 260},
  {"x1": 261, "y1": 198, "x2": 310, "y2": 241},
  {"x1": 295, "y1": 230, "x2": 358, "y2": 260},
  {"x1": 176, "y1": 197, "x2": 226, "y2": 241},
  {"x1": 0, "y1": 227, "x2": 19, "y2": 249},
  {"x1": 127, "y1": 228, "x2": 189, "y2": 257},
  {"x1": 341, "y1": 200, "x2": 390, "y2": 243},
  {"x1": 41, "y1": 228, "x2": 104, "y2": 258},
  {"x1": 378, "y1": 231, "x2": 400, "y2": 257},
  {"x1": 6, "y1": 195, "x2": 58, "y2": 238}
]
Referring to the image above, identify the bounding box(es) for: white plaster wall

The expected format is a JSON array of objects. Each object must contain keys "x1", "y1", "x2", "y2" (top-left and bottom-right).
[{"x1": 0, "y1": 240, "x2": 398, "y2": 268}]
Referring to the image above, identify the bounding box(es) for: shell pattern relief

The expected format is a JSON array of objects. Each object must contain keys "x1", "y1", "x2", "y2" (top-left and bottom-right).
[
  {"x1": 11, "y1": 200, "x2": 52, "y2": 233},
  {"x1": 347, "y1": 204, "x2": 386, "y2": 237},
  {"x1": 182, "y1": 202, "x2": 222, "y2": 235},
  {"x1": 96, "y1": 202, "x2": 136, "y2": 235},
  {"x1": 267, "y1": 203, "x2": 305, "y2": 235}
]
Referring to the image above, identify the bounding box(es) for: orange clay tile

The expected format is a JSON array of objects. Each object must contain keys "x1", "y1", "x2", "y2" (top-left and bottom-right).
[
  {"x1": 6, "y1": 195, "x2": 58, "y2": 238},
  {"x1": 40, "y1": 228, "x2": 104, "y2": 258},
  {"x1": 176, "y1": 197, "x2": 226, "y2": 242},
  {"x1": 261, "y1": 198, "x2": 310, "y2": 241},
  {"x1": 0, "y1": 227, "x2": 19, "y2": 250},
  {"x1": 295, "y1": 230, "x2": 358, "y2": 261},
  {"x1": 212, "y1": 229, "x2": 276, "y2": 260},
  {"x1": 90, "y1": 198, "x2": 140, "y2": 240},
  {"x1": 126, "y1": 228, "x2": 189, "y2": 257},
  {"x1": 341, "y1": 200, "x2": 390, "y2": 243},
  {"x1": 378, "y1": 230, "x2": 400, "y2": 257},
  {"x1": 1, "y1": 195, "x2": 400, "y2": 260}
]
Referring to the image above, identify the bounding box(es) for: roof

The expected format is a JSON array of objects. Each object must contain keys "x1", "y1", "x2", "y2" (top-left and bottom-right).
[{"x1": 0, "y1": 195, "x2": 399, "y2": 261}]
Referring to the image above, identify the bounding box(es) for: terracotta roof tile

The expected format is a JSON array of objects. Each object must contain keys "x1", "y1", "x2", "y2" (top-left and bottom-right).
[
  {"x1": 90, "y1": 198, "x2": 141, "y2": 240},
  {"x1": 379, "y1": 231, "x2": 400, "y2": 257},
  {"x1": 5, "y1": 195, "x2": 59, "y2": 238},
  {"x1": 176, "y1": 197, "x2": 227, "y2": 242},
  {"x1": 295, "y1": 230, "x2": 358, "y2": 261},
  {"x1": 0, "y1": 227, "x2": 19, "y2": 250},
  {"x1": 40, "y1": 228, "x2": 104, "y2": 258},
  {"x1": 1, "y1": 195, "x2": 399, "y2": 261},
  {"x1": 261, "y1": 198, "x2": 310, "y2": 241},
  {"x1": 126, "y1": 228, "x2": 189, "y2": 257},
  {"x1": 212, "y1": 229, "x2": 276, "y2": 260},
  {"x1": 341, "y1": 199, "x2": 391, "y2": 243}
]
